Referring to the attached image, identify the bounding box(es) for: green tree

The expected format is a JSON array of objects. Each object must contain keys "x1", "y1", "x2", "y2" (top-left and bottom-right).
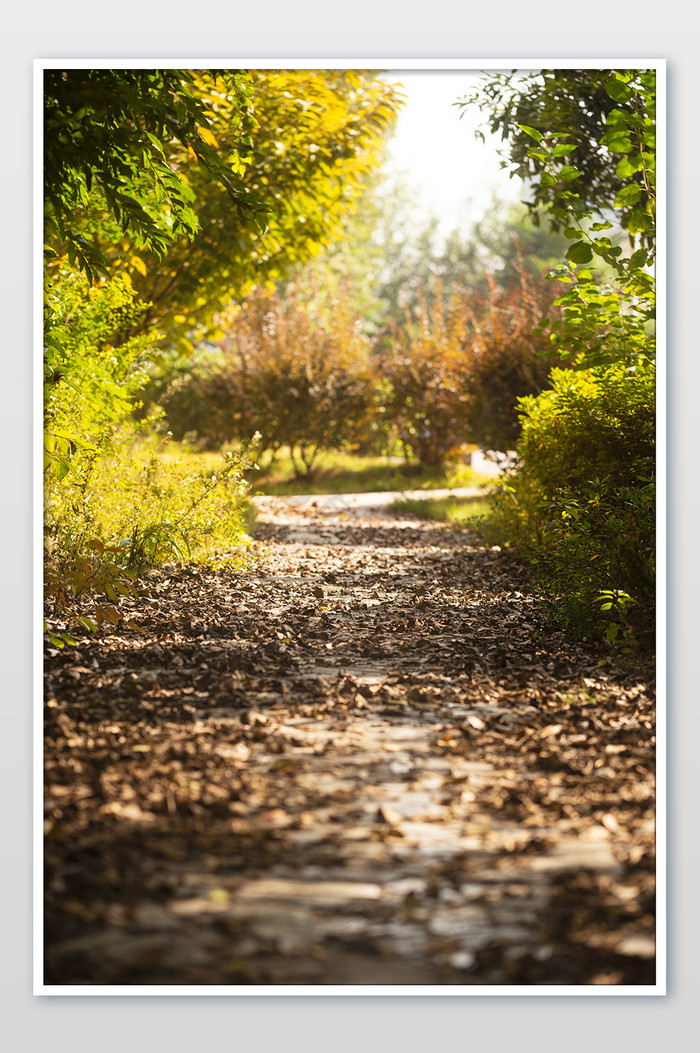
[
  {"x1": 44, "y1": 68, "x2": 264, "y2": 281},
  {"x1": 460, "y1": 68, "x2": 655, "y2": 259},
  {"x1": 101, "y1": 70, "x2": 404, "y2": 346},
  {"x1": 461, "y1": 67, "x2": 657, "y2": 650},
  {"x1": 366, "y1": 175, "x2": 569, "y2": 332},
  {"x1": 458, "y1": 68, "x2": 656, "y2": 370},
  {"x1": 44, "y1": 67, "x2": 402, "y2": 469}
]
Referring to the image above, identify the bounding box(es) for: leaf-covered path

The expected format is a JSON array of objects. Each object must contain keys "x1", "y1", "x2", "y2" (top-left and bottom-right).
[{"x1": 44, "y1": 495, "x2": 656, "y2": 987}]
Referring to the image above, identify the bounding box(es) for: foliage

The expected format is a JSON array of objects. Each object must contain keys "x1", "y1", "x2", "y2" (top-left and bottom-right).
[
  {"x1": 379, "y1": 280, "x2": 473, "y2": 469},
  {"x1": 298, "y1": 169, "x2": 391, "y2": 338},
  {"x1": 46, "y1": 431, "x2": 254, "y2": 642},
  {"x1": 44, "y1": 68, "x2": 265, "y2": 281},
  {"x1": 459, "y1": 69, "x2": 655, "y2": 257},
  {"x1": 541, "y1": 258, "x2": 654, "y2": 370},
  {"x1": 44, "y1": 268, "x2": 154, "y2": 482},
  {"x1": 380, "y1": 261, "x2": 563, "y2": 466},
  {"x1": 43, "y1": 68, "x2": 404, "y2": 646},
  {"x1": 44, "y1": 270, "x2": 253, "y2": 642},
  {"x1": 484, "y1": 360, "x2": 655, "y2": 647},
  {"x1": 515, "y1": 362, "x2": 655, "y2": 493},
  {"x1": 99, "y1": 70, "x2": 404, "y2": 345},
  {"x1": 463, "y1": 259, "x2": 566, "y2": 450},
  {"x1": 162, "y1": 271, "x2": 379, "y2": 477},
  {"x1": 365, "y1": 173, "x2": 569, "y2": 333},
  {"x1": 460, "y1": 67, "x2": 657, "y2": 653},
  {"x1": 459, "y1": 68, "x2": 656, "y2": 371}
]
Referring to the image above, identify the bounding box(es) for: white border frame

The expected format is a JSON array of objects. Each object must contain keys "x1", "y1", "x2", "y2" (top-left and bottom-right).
[{"x1": 34, "y1": 57, "x2": 666, "y2": 997}]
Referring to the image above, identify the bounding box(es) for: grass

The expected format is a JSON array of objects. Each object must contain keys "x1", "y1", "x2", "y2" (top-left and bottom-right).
[
  {"x1": 386, "y1": 494, "x2": 493, "y2": 526},
  {"x1": 236, "y1": 447, "x2": 493, "y2": 496},
  {"x1": 149, "y1": 441, "x2": 499, "y2": 543}
]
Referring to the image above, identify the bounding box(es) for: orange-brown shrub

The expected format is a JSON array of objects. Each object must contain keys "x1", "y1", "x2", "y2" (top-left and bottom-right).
[
  {"x1": 192, "y1": 273, "x2": 378, "y2": 476},
  {"x1": 379, "y1": 257, "x2": 564, "y2": 466}
]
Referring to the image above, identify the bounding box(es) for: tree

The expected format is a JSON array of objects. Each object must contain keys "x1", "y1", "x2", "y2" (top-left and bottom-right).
[
  {"x1": 458, "y1": 68, "x2": 656, "y2": 369},
  {"x1": 461, "y1": 68, "x2": 657, "y2": 648},
  {"x1": 43, "y1": 68, "x2": 403, "y2": 467},
  {"x1": 459, "y1": 69, "x2": 655, "y2": 259},
  {"x1": 44, "y1": 69, "x2": 265, "y2": 281},
  {"x1": 380, "y1": 261, "x2": 563, "y2": 465},
  {"x1": 366, "y1": 174, "x2": 569, "y2": 332},
  {"x1": 98, "y1": 70, "x2": 404, "y2": 345}
]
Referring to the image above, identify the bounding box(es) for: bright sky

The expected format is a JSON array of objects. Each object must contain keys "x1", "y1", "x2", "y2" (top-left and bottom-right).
[{"x1": 381, "y1": 69, "x2": 525, "y2": 235}]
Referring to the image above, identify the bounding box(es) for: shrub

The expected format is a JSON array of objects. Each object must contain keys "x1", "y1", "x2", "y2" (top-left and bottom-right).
[
  {"x1": 464, "y1": 260, "x2": 565, "y2": 451},
  {"x1": 516, "y1": 360, "x2": 655, "y2": 492},
  {"x1": 379, "y1": 260, "x2": 563, "y2": 467},
  {"x1": 44, "y1": 268, "x2": 153, "y2": 479},
  {"x1": 379, "y1": 280, "x2": 473, "y2": 469},
  {"x1": 44, "y1": 270, "x2": 253, "y2": 643},
  {"x1": 486, "y1": 358, "x2": 655, "y2": 647},
  {"x1": 162, "y1": 271, "x2": 378, "y2": 476}
]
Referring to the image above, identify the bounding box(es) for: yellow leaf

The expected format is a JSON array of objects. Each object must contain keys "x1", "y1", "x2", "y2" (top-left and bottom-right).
[
  {"x1": 197, "y1": 126, "x2": 220, "y2": 149},
  {"x1": 131, "y1": 255, "x2": 147, "y2": 277}
]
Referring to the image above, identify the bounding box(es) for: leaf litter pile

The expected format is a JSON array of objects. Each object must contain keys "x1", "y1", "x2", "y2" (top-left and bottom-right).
[{"x1": 44, "y1": 495, "x2": 656, "y2": 986}]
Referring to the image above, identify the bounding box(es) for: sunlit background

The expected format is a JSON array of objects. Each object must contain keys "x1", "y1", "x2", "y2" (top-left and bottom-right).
[{"x1": 382, "y1": 69, "x2": 526, "y2": 235}]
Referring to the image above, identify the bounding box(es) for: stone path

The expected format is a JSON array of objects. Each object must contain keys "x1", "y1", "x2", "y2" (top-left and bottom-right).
[
  {"x1": 267, "y1": 485, "x2": 483, "y2": 512},
  {"x1": 43, "y1": 494, "x2": 656, "y2": 988}
]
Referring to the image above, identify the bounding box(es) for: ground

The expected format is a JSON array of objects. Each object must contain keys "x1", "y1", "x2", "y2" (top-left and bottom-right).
[{"x1": 43, "y1": 494, "x2": 656, "y2": 987}]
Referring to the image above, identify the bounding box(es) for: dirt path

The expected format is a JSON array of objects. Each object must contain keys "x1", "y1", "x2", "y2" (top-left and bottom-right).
[{"x1": 43, "y1": 496, "x2": 656, "y2": 987}]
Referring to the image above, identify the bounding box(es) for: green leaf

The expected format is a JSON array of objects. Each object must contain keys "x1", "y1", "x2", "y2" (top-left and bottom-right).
[
  {"x1": 602, "y1": 133, "x2": 633, "y2": 154},
  {"x1": 629, "y1": 248, "x2": 651, "y2": 268},
  {"x1": 76, "y1": 616, "x2": 98, "y2": 633},
  {"x1": 614, "y1": 184, "x2": 643, "y2": 207},
  {"x1": 551, "y1": 143, "x2": 576, "y2": 157},
  {"x1": 516, "y1": 124, "x2": 543, "y2": 143},
  {"x1": 565, "y1": 241, "x2": 593, "y2": 265},
  {"x1": 616, "y1": 155, "x2": 644, "y2": 179},
  {"x1": 605, "y1": 78, "x2": 632, "y2": 102}
]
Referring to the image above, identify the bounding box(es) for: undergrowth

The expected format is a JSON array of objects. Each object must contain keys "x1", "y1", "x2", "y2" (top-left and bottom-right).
[
  {"x1": 45, "y1": 433, "x2": 255, "y2": 646},
  {"x1": 476, "y1": 361, "x2": 656, "y2": 661},
  {"x1": 43, "y1": 269, "x2": 256, "y2": 647}
]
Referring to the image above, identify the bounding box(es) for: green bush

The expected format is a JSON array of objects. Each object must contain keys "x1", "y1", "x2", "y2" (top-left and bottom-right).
[
  {"x1": 44, "y1": 270, "x2": 253, "y2": 643},
  {"x1": 486, "y1": 359, "x2": 655, "y2": 649},
  {"x1": 516, "y1": 361, "x2": 655, "y2": 492}
]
